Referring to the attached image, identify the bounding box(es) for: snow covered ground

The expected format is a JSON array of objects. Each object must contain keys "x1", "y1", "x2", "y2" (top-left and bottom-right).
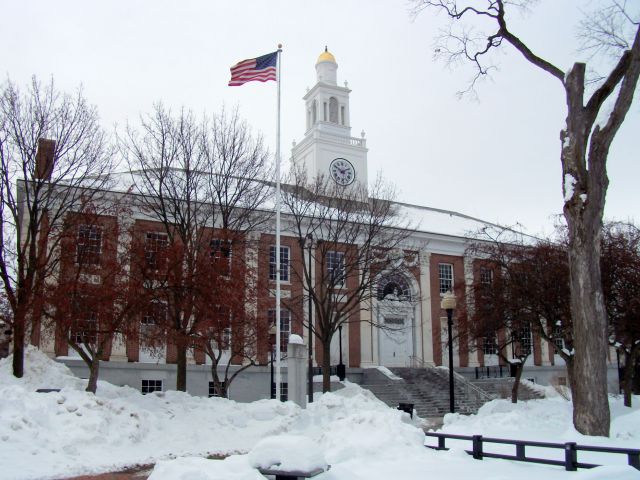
[{"x1": 1, "y1": 347, "x2": 639, "y2": 480}]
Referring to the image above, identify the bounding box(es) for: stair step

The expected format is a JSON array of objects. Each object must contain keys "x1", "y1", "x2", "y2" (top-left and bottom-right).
[{"x1": 359, "y1": 366, "x2": 536, "y2": 417}]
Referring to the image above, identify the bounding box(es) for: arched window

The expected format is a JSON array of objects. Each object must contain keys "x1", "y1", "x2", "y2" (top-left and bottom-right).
[
  {"x1": 312, "y1": 101, "x2": 317, "y2": 124},
  {"x1": 329, "y1": 97, "x2": 339, "y2": 123},
  {"x1": 377, "y1": 274, "x2": 411, "y2": 301}
]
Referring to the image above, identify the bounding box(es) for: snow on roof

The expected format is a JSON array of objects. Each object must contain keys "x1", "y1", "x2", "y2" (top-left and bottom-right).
[
  {"x1": 91, "y1": 170, "x2": 532, "y2": 242},
  {"x1": 398, "y1": 202, "x2": 502, "y2": 238}
]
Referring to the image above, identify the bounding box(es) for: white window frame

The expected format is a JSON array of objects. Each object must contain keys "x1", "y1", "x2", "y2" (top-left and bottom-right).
[
  {"x1": 269, "y1": 245, "x2": 290, "y2": 282},
  {"x1": 145, "y1": 232, "x2": 168, "y2": 269},
  {"x1": 327, "y1": 251, "x2": 346, "y2": 288},
  {"x1": 520, "y1": 323, "x2": 533, "y2": 356},
  {"x1": 210, "y1": 239, "x2": 232, "y2": 274},
  {"x1": 70, "y1": 310, "x2": 98, "y2": 346},
  {"x1": 480, "y1": 267, "x2": 493, "y2": 286},
  {"x1": 483, "y1": 332, "x2": 498, "y2": 355},
  {"x1": 438, "y1": 263, "x2": 453, "y2": 294},
  {"x1": 552, "y1": 325, "x2": 565, "y2": 351},
  {"x1": 141, "y1": 299, "x2": 167, "y2": 327},
  {"x1": 76, "y1": 224, "x2": 102, "y2": 265},
  {"x1": 268, "y1": 308, "x2": 291, "y2": 354}
]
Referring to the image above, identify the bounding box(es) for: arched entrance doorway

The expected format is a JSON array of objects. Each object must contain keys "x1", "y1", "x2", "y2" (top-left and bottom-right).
[{"x1": 376, "y1": 274, "x2": 416, "y2": 367}]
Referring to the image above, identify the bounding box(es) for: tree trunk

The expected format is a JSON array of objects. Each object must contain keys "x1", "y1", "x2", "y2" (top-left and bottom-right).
[
  {"x1": 86, "y1": 357, "x2": 100, "y2": 394},
  {"x1": 562, "y1": 62, "x2": 611, "y2": 437},
  {"x1": 176, "y1": 343, "x2": 188, "y2": 391},
  {"x1": 622, "y1": 347, "x2": 639, "y2": 408},
  {"x1": 623, "y1": 359, "x2": 633, "y2": 408},
  {"x1": 12, "y1": 308, "x2": 26, "y2": 378},
  {"x1": 210, "y1": 364, "x2": 228, "y2": 398},
  {"x1": 565, "y1": 357, "x2": 578, "y2": 400},
  {"x1": 566, "y1": 227, "x2": 610, "y2": 435},
  {"x1": 511, "y1": 363, "x2": 524, "y2": 404},
  {"x1": 322, "y1": 338, "x2": 332, "y2": 393}
]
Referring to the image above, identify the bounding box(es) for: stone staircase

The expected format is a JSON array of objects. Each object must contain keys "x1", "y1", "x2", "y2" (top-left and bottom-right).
[
  {"x1": 359, "y1": 367, "x2": 543, "y2": 419},
  {"x1": 469, "y1": 377, "x2": 544, "y2": 401}
]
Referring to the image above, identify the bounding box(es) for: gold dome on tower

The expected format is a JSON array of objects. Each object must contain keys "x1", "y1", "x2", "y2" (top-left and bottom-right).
[{"x1": 317, "y1": 46, "x2": 336, "y2": 64}]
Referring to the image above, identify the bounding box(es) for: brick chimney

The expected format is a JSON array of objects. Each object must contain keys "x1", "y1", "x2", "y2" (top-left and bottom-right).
[{"x1": 35, "y1": 138, "x2": 55, "y2": 180}]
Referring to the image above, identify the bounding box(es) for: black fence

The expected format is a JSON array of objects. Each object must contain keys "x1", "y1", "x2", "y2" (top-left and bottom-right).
[
  {"x1": 425, "y1": 432, "x2": 640, "y2": 471},
  {"x1": 474, "y1": 365, "x2": 513, "y2": 379},
  {"x1": 312, "y1": 366, "x2": 338, "y2": 376}
]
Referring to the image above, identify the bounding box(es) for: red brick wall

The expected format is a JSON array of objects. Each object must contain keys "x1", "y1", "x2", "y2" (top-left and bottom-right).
[
  {"x1": 54, "y1": 213, "x2": 119, "y2": 359},
  {"x1": 256, "y1": 234, "x2": 304, "y2": 364},
  {"x1": 429, "y1": 254, "x2": 466, "y2": 366}
]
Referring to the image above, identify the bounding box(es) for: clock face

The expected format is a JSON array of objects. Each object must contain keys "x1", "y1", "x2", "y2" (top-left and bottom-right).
[{"x1": 329, "y1": 158, "x2": 355, "y2": 186}]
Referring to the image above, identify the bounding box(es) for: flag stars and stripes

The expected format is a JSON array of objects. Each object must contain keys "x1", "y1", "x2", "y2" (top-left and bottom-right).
[{"x1": 229, "y1": 51, "x2": 278, "y2": 86}]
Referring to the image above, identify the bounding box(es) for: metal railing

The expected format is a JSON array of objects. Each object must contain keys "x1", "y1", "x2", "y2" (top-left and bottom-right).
[
  {"x1": 408, "y1": 355, "x2": 433, "y2": 368},
  {"x1": 431, "y1": 367, "x2": 495, "y2": 403},
  {"x1": 312, "y1": 366, "x2": 337, "y2": 376},
  {"x1": 425, "y1": 432, "x2": 640, "y2": 471},
  {"x1": 475, "y1": 365, "x2": 510, "y2": 379}
]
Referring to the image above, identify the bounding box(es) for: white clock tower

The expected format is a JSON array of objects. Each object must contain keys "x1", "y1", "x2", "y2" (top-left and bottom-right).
[{"x1": 291, "y1": 48, "x2": 368, "y2": 188}]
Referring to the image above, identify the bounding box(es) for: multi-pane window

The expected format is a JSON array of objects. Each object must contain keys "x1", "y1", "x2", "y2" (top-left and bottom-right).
[
  {"x1": 210, "y1": 239, "x2": 232, "y2": 275},
  {"x1": 222, "y1": 327, "x2": 232, "y2": 350},
  {"x1": 271, "y1": 382, "x2": 288, "y2": 401},
  {"x1": 208, "y1": 381, "x2": 221, "y2": 398},
  {"x1": 483, "y1": 332, "x2": 498, "y2": 355},
  {"x1": 269, "y1": 246, "x2": 290, "y2": 282},
  {"x1": 70, "y1": 295, "x2": 97, "y2": 345},
  {"x1": 141, "y1": 379, "x2": 163, "y2": 394},
  {"x1": 552, "y1": 324, "x2": 565, "y2": 351},
  {"x1": 211, "y1": 305, "x2": 232, "y2": 350},
  {"x1": 268, "y1": 308, "x2": 291, "y2": 353},
  {"x1": 480, "y1": 267, "x2": 493, "y2": 286},
  {"x1": 439, "y1": 263, "x2": 453, "y2": 294},
  {"x1": 76, "y1": 224, "x2": 102, "y2": 265},
  {"x1": 519, "y1": 323, "x2": 532, "y2": 356},
  {"x1": 327, "y1": 251, "x2": 345, "y2": 287},
  {"x1": 145, "y1": 232, "x2": 168, "y2": 269},
  {"x1": 70, "y1": 311, "x2": 97, "y2": 346},
  {"x1": 142, "y1": 300, "x2": 166, "y2": 326}
]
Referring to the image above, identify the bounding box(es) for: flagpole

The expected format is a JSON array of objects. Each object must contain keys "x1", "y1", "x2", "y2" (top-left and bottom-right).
[{"x1": 275, "y1": 44, "x2": 283, "y2": 401}]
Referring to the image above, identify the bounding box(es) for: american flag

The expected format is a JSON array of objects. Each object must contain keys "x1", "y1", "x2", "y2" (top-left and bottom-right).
[{"x1": 228, "y1": 51, "x2": 278, "y2": 86}]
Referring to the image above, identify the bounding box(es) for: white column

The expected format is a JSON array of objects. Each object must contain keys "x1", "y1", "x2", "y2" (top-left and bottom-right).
[
  {"x1": 360, "y1": 293, "x2": 375, "y2": 367},
  {"x1": 419, "y1": 250, "x2": 434, "y2": 365},
  {"x1": 464, "y1": 257, "x2": 480, "y2": 367},
  {"x1": 287, "y1": 339, "x2": 307, "y2": 408},
  {"x1": 110, "y1": 211, "x2": 134, "y2": 362}
]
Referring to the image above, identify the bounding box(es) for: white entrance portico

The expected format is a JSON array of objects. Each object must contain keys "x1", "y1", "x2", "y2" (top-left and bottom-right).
[{"x1": 376, "y1": 274, "x2": 417, "y2": 367}]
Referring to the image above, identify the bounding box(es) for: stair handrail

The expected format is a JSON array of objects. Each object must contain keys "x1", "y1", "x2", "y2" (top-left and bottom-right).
[
  {"x1": 432, "y1": 366, "x2": 495, "y2": 403},
  {"x1": 409, "y1": 355, "x2": 433, "y2": 368}
]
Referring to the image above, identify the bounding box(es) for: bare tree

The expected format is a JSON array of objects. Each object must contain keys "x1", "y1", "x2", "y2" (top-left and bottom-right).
[
  {"x1": 601, "y1": 221, "x2": 640, "y2": 407},
  {"x1": 281, "y1": 168, "x2": 415, "y2": 392},
  {"x1": 414, "y1": 0, "x2": 640, "y2": 436},
  {"x1": 122, "y1": 105, "x2": 271, "y2": 391},
  {"x1": 46, "y1": 206, "x2": 145, "y2": 393},
  {"x1": 0, "y1": 77, "x2": 114, "y2": 378},
  {"x1": 467, "y1": 230, "x2": 573, "y2": 402}
]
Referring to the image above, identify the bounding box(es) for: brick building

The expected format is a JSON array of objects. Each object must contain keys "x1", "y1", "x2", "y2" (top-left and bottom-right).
[{"x1": 25, "y1": 50, "x2": 617, "y2": 400}]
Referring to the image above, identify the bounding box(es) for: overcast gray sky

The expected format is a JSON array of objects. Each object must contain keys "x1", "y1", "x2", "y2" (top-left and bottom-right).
[{"x1": 2, "y1": 0, "x2": 638, "y2": 236}]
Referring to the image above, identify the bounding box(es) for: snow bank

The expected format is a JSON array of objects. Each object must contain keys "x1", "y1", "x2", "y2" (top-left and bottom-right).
[
  {"x1": 3, "y1": 349, "x2": 640, "y2": 480},
  {"x1": 441, "y1": 396, "x2": 640, "y2": 445},
  {"x1": 0, "y1": 348, "x2": 299, "y2": 479},
  {"x1": 438, "y1": 395, "x2": 640, "y2": 470}
]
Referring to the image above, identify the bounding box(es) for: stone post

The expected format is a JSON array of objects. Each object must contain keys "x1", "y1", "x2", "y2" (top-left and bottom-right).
[{"x1": 287, "y1": 334, "x2": 307, "y2": 408}]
